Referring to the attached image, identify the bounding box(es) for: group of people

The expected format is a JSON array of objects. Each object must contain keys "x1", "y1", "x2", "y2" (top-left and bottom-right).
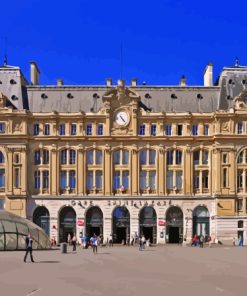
[
  {"x1": 233, "y1": 236, "x2": 244, "y2": 246},
  {"x1": 191, "y1": 234, "x2": 211, "y2": 248},
  {"x1": 67, "y1": 233, "x2": 101, "y2": 254}
]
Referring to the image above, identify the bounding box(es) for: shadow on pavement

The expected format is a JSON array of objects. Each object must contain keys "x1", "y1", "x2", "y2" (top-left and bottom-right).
[{"x1": 38, "y1": 261, "x2": 61, "y2": 263}]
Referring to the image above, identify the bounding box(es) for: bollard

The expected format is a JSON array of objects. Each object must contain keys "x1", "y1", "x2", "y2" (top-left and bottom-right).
[{"x1": 61, "y1": 242, "x2": 67, "y2": 254}]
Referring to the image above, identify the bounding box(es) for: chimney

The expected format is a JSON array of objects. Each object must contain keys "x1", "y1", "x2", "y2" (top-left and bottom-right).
[
  {"x1": 30, "y1": 61, "x2": 40, "y2": 85},
  {"x1": 204, "y1": 62, "x2": 213, "y2": 86},
  {"x1": 179, "y1": 75, "x2": 187, "y2": 86},
  {"x1": 106, "y1": 78, "x2": 112, "y2": 86},
  {"x1": 117, "y1": 79, "x2": 125, "y2": 87},
  {"x1": 131, "y1": 78, "x2": 137, "y2": 86},
  {"x1": 57, "y1": 79, "x2": 64, "y2": 86}
]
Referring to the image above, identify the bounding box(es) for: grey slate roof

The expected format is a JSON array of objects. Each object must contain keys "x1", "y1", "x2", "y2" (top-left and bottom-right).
[
  {"x1": 26, "y1": 86, "x2": 220, "y2": 113},
  {"x1": 1, "y1": 63, "x2": 247, "y2": 113}
]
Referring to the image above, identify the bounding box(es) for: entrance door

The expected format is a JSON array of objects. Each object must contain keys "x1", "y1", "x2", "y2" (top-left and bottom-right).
[
  {"x1": 86, "y1": 207, "x2": 103, "y2": 238},
  {"x1": 166, "y1": 206, "x2": 183, "y2": 244},
  {"x1": 192, "y1": 206, "x2": 210, "y2": 237},
  {"x1": 168, "y1": 227, "x2": 179, "y2": 243},
  {"x1": 33, "y1": 206, "x2": 50, "y2": 237},
  {"x1": 139, "y1": 207, "x2": 157, "y2": 244},
  {"x1": 59, "y1": 207, "x2": 76, "y2": 243},
  {"x1": 113, "y1": 207, "x2": 130, "y2": 244}
]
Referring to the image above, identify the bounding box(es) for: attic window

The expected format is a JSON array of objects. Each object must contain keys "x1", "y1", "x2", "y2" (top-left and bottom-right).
[
  {"x1": 228, "y1": 79, "x2": 232, "y2": 84},
  {"x1": 144, "y1": 93, "x2": 151, "y2": 99},
  {"x1": 197, "y1": 94, "x2": 203, "y2": 99},
  {"x1": 41, "y1": 93, "x2": 48, "y2": 99},
  {"x1": 171, "y1": 94, "x2": 177, "y2": 99},
  {"x1": 10, "y1": 79, "x2": 16, "y2": 84},
  {"x1": 242, "y1": 80, "x2": 246, "y2": 85},
  {"x1": 93, "y1": 93, "x2": 100, "y2": 99},
  {"x1": 226, "y1": 95, "x2": 233, "y2": 100},
  {"x1": 67, "y1": 93, "x2": 74, "y2": 99},
  {"x1": 11, "y1": 95, "x2": 18, "y2": 101},
  {"x1": 0, "y1": 81, "x2": 2, "y2": 84}
]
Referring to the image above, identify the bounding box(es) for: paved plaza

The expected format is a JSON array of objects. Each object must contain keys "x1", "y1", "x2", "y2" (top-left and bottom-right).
[{"x1": 0, "y1": 245, "x2": 246, "y2": 296}]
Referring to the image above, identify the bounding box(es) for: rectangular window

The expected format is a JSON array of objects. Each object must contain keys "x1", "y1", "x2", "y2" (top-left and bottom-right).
[
  {"x1": 43, "y1": 170, "x2": 49, "y2": 189},
  {"x1": 69, "y1": 170, "x2": 76, "y2": 189},
  {"x1": 165, "y1": 124, "x2": 172, "y2": 136},
  {"x1": 14, "y1": 168, "x2": 20, "y2": 188},
  {"x1": 122, "y1": 150, "x2": 129, "y2": 165},
  {"x1": 0, "y1": 122, "x2": 6, "y2": 133},
  {"x1": 166, "y1": 171, "x2": 173, "y2": 190},
  {"x1": 86, "y1": 171, "x2": 93, "y2": 190},
  {"x1": 0, "y1": 169, "x2": 5, "y2": 188},
  {"x1": 61, "y1": 150, "x2": 67, "y2": 165},
  {"x1": 140, "y1": 171, "x2": 147, "y2": 190},
  {"x1": 175, "y1": 150, "x2": 182, "y2": 165},
  {"x1": 34, "y1": 150, "x2": 41, "y2": 165},
  {"x1": 69, "y1": 150, "x2": 76, "y2": 165},
  {"x1": 237, "y1": 199, "x2": 243, "y2": 211},
  {"x1": 140, "y1": 150, "x2": 147, "y2": 165},
  {"x1": 139, "y1": 124, "x2": 145, "y2": 136},
  {"x1": 86, "y1": 150, "x2": 93, "y2": 165},
  {"x1": 96, "y1": 171, "x2": 102, "y2": 189},
  {"x1": 193, "y1": 171, "x2": 200, "y2": 189},
  {"x1": 44, "y1": 124, "x2": 50, "y2": 136},
  {"x1": 97, "y1": 124, "x2": 103, "y2": 136},
  {"x1": 202, "y1": 171, "x2": 208, "y2": 189},
  {"x1": 43, "y1": 150, "x2": 49, "y2": 165},
  {"x1": 176, "y1": 171, "x2": 183, "y2": 189},
  {"x1": 149, "y1": 150, "x2": 156, "y2": 165},
  {"x1": 223, "y1": 168, "x2": 227, "y2": 188},
  {"x1": 0, "y1": 199, "x2": 4, "y2": 209},
  {"x1": 34, "y1": 124, "x2": 39, "y2": 136},
  {"x1": 70, "y1": 124, "x2": 77, "y2": 135},
  {"x1": 60, "y1": 171, "x2": 67, "y2": 190},
  {"x1": 59, "y1": 124, "x2": 65, "y2": 136},
  {"x1": 113, "y1": 151, "x2": 120, "y2": 165},
  {"x1": 149, "y1": 170, "x2": 156, "y2": 190},
  {"x1": 167, "y1": 151, "x2": 173, "y2": 165},
  {"x1": 222, "y1": 153, "x2": 228, "y2": 164},
  {"x1": 177, "y1": 124, "x2": 183, "y2": 136},
  {"x1": 34, "y1": 171, "x2": 40, "y2": 189},
  {"x1": 202, "y1": 150, "x2": 209, "y2": 165},
  {"x1": 203, "y1": 124, "x2": 209, "y2": 136},
  {"x1": 96, "y1": 150, "x2": 102, "y2": 165},
  {"x1": 151, "y1": 124, "x2": 156, "y2": 136},
  {"x1": 122, "y1": 170, "x2": 129, "y2": 189},
  {"x1": 237, "y1": 170, "x2": 243, "y2": 189},
  {"x1": 192, "y1": 125, "x2": 198, "y2": 136},
  {"x1": 86, "y1": 123, "x2": 92, "y2": 136},
  {"x1": 113, "y1": 171, "x2": 120, "y2": 190},
  {"x1": 193, "y1": 151, "x2": 200, "y2": 165},
  {"x1": 237, "y1": 122, "x2": 243, "y2": 134}
]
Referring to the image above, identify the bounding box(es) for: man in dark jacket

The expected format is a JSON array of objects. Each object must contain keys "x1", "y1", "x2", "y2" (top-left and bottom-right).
[{"x1": 24, "y1": 233, "x2": 35, "y2": 263}]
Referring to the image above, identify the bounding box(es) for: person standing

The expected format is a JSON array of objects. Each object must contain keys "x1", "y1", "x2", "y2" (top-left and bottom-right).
[
  {"x1": 24, "y1": 233, "x2": 34, "y2": 263},
  {"x1": 67, "y1": 233, "x2": 71, "y2": 245},
  {"x1": 199, "y1": 235, "x2": 204, "y2": 248},
  {"x1": 109, "y1": 233, "x2": 113, "y2": 247},
  {"x1": 92, "y1": 234, "x2": 98, "y2": 254},
  {"x1": 72, "y1": 234, "x2": 77, "y2": 252}
]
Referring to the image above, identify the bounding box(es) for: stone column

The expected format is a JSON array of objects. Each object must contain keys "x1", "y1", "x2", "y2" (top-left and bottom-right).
[
  {"x1": 185, "y1": 145, "x2": 192, "y2": 195},
  {"x1": 131, "y1": 145, "x2": 138, "y2": 195},
  {"x1": 77, "y1": 145, "x2": 84, "y2": 195},
  {"x1": 104, "y1": 146, "x2": 111, "y2": 196},
  {"x1": 229, "y1": 148, "x2": 236, "y2": 195},
  {"x1": 50, "y1": 145, "x2": 57, "y2": 195}
]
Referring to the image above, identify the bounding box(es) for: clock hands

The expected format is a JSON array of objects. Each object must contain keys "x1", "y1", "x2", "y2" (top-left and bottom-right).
[{"x1": 120, "y1": 115, "x2": 126, "y2": 123}]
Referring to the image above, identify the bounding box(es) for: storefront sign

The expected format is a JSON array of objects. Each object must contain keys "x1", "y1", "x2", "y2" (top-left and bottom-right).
[
  {"x1": 77, "y1": 219, "x2": 84, "y2": 226},
  {"x1": 158, "y1": 220, "x2": 166, "y2": 226}
]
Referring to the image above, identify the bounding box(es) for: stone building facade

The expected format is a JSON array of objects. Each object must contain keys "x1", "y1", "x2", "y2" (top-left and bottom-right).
[{"x1": 0, "y1": 61, "x2": 247, "y2": 245}]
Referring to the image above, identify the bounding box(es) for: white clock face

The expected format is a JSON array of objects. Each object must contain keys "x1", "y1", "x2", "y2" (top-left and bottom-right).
[{"x1": 115, "y1": 111, "x2": 129, "y2": 126}]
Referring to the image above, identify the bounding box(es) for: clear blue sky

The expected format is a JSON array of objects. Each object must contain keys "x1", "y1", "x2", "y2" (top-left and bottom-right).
[{"x1": 1, "y1": 0, "x2": 246, "y2": 86}]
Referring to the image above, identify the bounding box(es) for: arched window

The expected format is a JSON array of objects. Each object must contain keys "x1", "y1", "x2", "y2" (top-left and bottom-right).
[
  {"x1": 0, "y1": 151, "x2": 5, "y2": 164},
  {"x1": 193, "y1": 149, "x2": 209, "y2": 194},
  {"x1": 139, "y1": 149, "x2": 156, "y2": 194},
  {"x1": 86, "y1": 149, "x2": 103, "y2": 194},
  {"x1": 113, "y1": 149, "x2": 130, "y2": 193},
  {"x1": 166, "y1": 149, "x2": 183, "y2": 194}
]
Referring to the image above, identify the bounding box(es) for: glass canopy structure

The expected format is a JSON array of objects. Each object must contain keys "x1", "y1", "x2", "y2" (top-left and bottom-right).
[{"x1": 0, "y1": 210, "x2": 51, "y2": 250}]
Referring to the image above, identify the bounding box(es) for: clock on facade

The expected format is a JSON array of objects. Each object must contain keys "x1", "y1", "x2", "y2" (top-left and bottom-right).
[{"x1": 115, "y1": 111, "x2": 129, "y2": 126}]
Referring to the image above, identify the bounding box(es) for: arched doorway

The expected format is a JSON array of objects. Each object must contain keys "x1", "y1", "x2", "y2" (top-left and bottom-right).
[
  {"x1": 59, "y1": 206, "x2": 76, "y2": 243},
  {"x1": 33, "y1": 206, "x2": 50, "y2": 236},
  {"x1": 139, "y1": 207, "x2": 157, "y2": 243},
  {"x1": 193, "y1": 206, "x2": 209, "y2": 237},
  {"x1": 86, "y1": 207, "x2": 103, "y2": 237},
  {"x1": 112, "y1": 207, "x2": 130, "y2": 244},
  {"x1": 166, "y1": 206, "x2": 183, "y2": 243}
]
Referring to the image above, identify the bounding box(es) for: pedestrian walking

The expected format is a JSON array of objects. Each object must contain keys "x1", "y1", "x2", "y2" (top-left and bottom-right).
[
  {"x1": 191, "y1": 234, "x2": 197, "y2": 247},
  {"x1": 92, "y1": 234, "x2": 98, "y2": 254},
  {"x1": 131, "y1": 235, "x2": 134, "y2": 246},
  {"x1": 109, "y1": 233, "x2": 113, "y2": 247},
  {"x1": 72, "y1": 233, "x2": 77, "y2": 251},
  {"x1": 67, "y1": 233, "x2": 71, "y2": 245},
  {"x1": 24, "y1": 233, "x2": 35, "y2": 263},
  {"x1": 239, "y1": 235, "x2": 243, "y2": 247},
  {"x1": 199, "y1": 235, "x2": 204, "y2": 248}
]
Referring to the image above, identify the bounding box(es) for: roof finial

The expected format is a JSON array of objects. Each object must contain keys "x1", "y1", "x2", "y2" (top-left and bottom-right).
[
  {"x1": 3, "y1": 37, "x2": 8, "y2": 66},
  {"x1": 235, "y1": 56, "x2": 239, "y2": 67}
]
